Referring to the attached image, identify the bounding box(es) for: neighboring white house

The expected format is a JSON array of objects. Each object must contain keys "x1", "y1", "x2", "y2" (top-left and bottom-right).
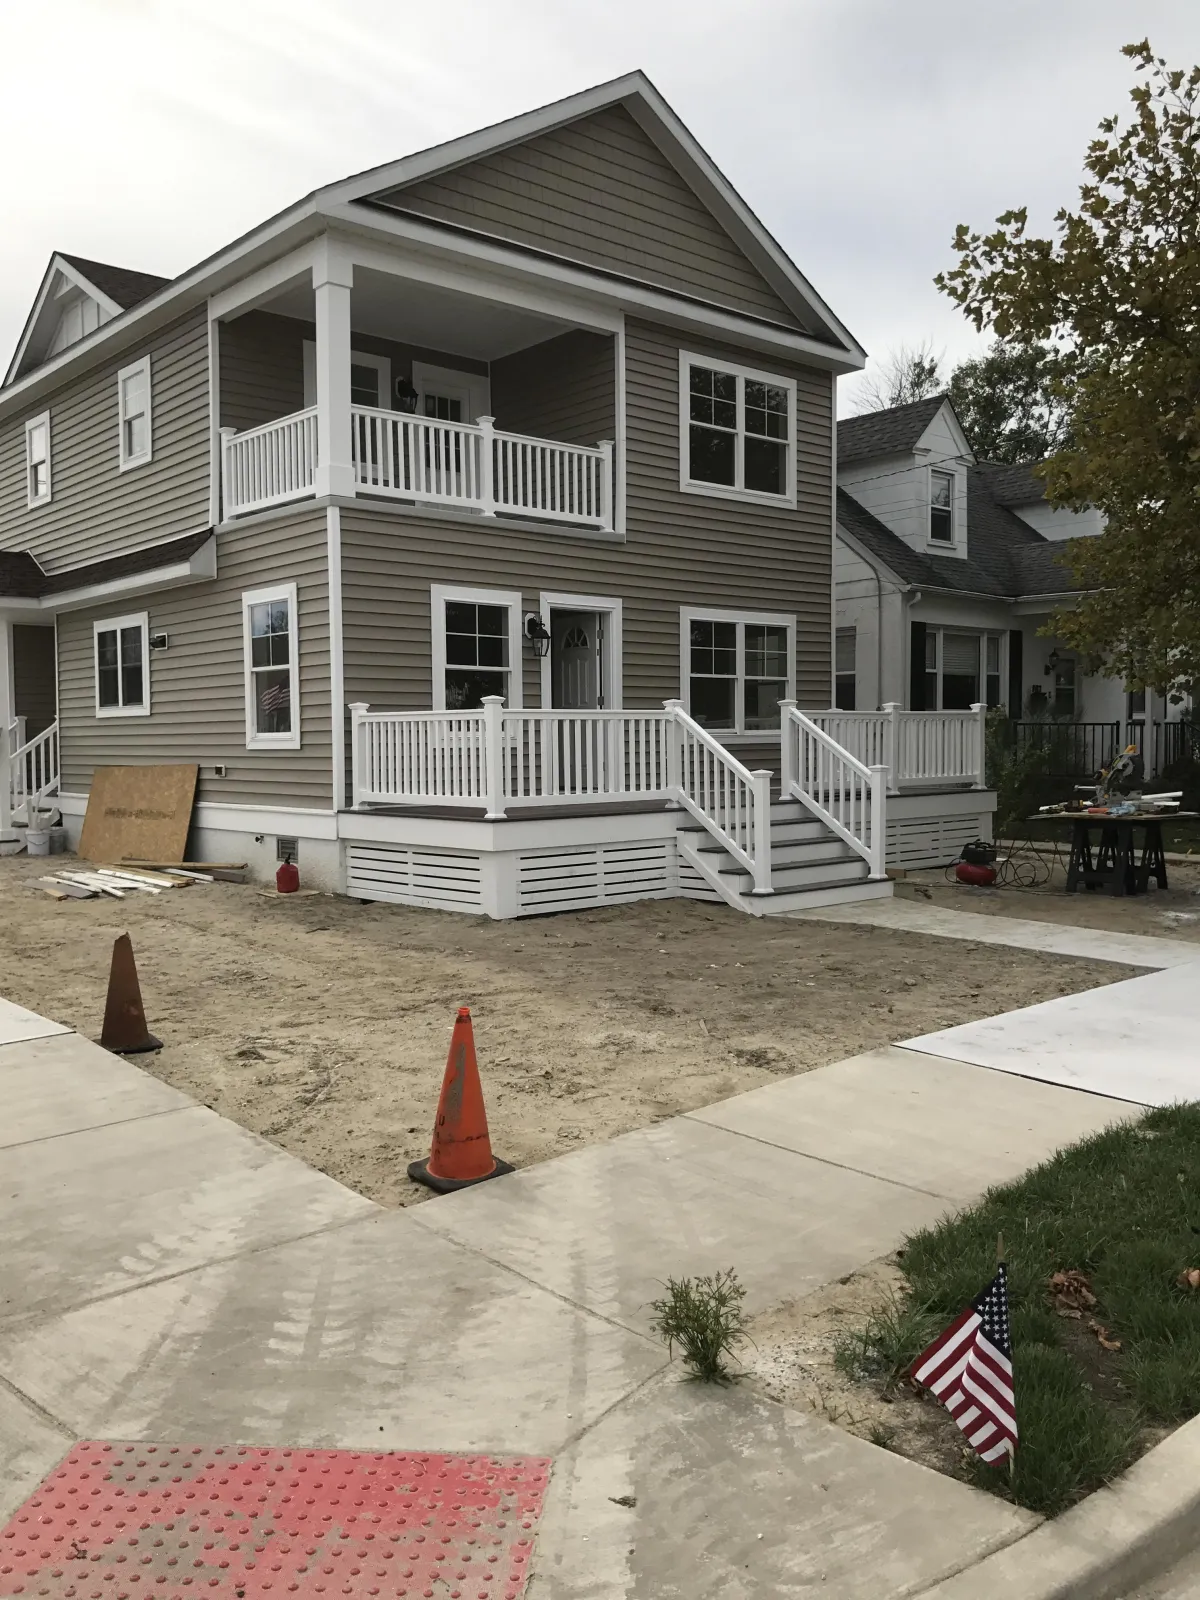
[{"x1": 834, "y1": 394, "x2": 1190, "y2": 778}]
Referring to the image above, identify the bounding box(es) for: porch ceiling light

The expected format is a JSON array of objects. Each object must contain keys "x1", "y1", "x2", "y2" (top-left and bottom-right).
[
  {"x1": 524, "y1": 613, "x2": 551, "y2": 658},
  {"x1": 394, "y1": 376, "x2": 419, "y2": 413}
]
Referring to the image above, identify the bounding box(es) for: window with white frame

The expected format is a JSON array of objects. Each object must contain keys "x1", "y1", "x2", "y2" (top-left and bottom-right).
[
  {"x1": 680, "y1": 352, "x2": 796, "y2": 504},
  {"x1": 682, "y1": 609, "x2": 794, "y2": 733},
  {"x1": 94, "y1": 613, "x2": 149, "y2": 717},
  {"x1": 929, "y1": 469, "x2": 954, "y2": 543},
  {"x1": 431, "y1": 585, "x2": 523, "y2": 711},
  {"x1": 835, "y1": 627, "x2": 857, "y2": 711},
  {"x1": 118, "y1": 356, "x2": 152, "y2": 469},
  {"x1": 242, "y1": 583, "x2": 300, "y2": 748},
  {"x1": 25, "y1": 412, "x2": 51, "y2": 506},
  {"x1": 919, "y1": 627, "x2": 1004, "y2": 711}
]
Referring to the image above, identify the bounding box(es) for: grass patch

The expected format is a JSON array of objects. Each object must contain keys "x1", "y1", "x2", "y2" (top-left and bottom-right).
[
  {"x1": 844, "y1": 1103, "x2": 1200, "y2": 1516},
  {"x1": 650, "y1": 1268, "x2": 749, "y2": 1382}
]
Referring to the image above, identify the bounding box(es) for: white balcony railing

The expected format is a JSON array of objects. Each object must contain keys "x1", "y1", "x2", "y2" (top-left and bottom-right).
[
  {"x1": 221, "y1": 406, "x2": 613, "y2": 527},
  {"x1": 803, "y1": 704, "x2": 987, "y2": 792}
]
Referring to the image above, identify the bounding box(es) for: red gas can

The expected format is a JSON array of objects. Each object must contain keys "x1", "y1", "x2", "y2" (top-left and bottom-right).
[{"x1": 276, "y1": 855, "x2": 300, "y2": 893}]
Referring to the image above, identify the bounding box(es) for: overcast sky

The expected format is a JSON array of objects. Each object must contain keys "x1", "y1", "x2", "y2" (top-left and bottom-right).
[{"x1": 3, "y1": 0, "x2": 1197, "y2": 409}]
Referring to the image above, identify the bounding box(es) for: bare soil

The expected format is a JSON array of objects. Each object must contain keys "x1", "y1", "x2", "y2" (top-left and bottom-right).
[{"x1": 1, "y1": 853, "x2": 1135, "y2": 1207}]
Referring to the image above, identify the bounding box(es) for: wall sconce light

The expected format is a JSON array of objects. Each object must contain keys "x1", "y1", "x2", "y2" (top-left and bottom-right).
[
  {"x1": 394, "y1": 376, "x2": 420, "y2": 414},
  {"x1": 1044, "y1": 648, "x2": 1061, "y2": 677},
  {"x1": 524, "y1": 613, "x2": 551, "y2": 658}
]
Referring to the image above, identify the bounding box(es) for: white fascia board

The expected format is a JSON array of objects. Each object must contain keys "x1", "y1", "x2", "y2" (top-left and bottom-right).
[
  {"x1": 4, "y1": 254, "x2": 127, "y2": 386},
  {"x1": 35, "y1": 536, "x2": 217, "y2": 615},
  {"x1": 915, "y1": 397, "x2": 976, "y2": 465},
  {"x1": 321, "y1": 204, "x2": 860, "y2": 372}
]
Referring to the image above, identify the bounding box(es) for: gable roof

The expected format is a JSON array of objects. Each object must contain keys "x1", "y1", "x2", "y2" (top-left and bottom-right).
[
  {"x1": 837, "y1": 395, "x2": 949, "y2": 464},
  {"x1": 6, "y1": 252, "x2": 171, "y2": 385},
  {"x1": 837, "y1": 472, "x2": 1084, "y2": 602}
]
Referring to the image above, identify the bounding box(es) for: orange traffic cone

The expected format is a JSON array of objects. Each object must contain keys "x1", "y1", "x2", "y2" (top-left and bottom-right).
[
  {"x1": 408, "y1": 1006, "x2": 512, "y2": 1193},
  {"x1": 100, "y1": 933, "x2": 163, "y2": 1054}
]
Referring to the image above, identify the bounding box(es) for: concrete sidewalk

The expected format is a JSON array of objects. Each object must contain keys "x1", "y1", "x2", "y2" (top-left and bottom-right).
[{"x1": 0, "y1": 994, "x2": 1142, "y2": 1597}]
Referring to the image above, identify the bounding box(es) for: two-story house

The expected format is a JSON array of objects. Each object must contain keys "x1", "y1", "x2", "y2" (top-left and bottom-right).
[
  {"x1": 833, "y1": 394, "x2": 1192, "y2": 787},
  {"x1": 0, "y1": 76, "x2": 995, "y2": 915}
]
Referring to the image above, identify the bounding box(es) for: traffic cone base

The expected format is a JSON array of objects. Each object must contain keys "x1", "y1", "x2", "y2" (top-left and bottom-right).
[
  {"x1": 100, "y1": 933, "x2": 163, "y2": 1055},
  {"x1": 408, "y1": 1005, "x2": 511, "y2": 1193}
]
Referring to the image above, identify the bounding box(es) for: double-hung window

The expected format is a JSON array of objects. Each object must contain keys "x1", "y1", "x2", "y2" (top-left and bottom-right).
[
  {"x1": 25, "y1": 412, "x2": 51, "y2": 506},
  {"x1": 118, "y1": 356, "x2": 152, "y2": 469},
  {"x1": 683, "y1": 609, "x2": 794, "y2": 734},
  {"x1": 680, "y1": 353, "x2": 796, "y2": 504},
  {"x1": 243, "y1": 583, "x2": 300, "y2": 748},
  {"x1": 431, "y1": 585, "x2": 522, "y2": 711},
  {"x1": 94, "y1": 613, "x2": 149, "y2": 717},
  {"x1": 835, "y1": 628, "x2": 857, "y2": 711},
  {"x1": 919, "y1": 628, "x2": 1004, "y2": 710},
  {"x1": 929, "y1": 469, "x2": 954, "y2": 543}
]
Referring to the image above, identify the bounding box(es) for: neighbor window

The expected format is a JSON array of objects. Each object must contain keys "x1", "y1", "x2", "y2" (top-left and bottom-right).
[
  {"x1": 985, "y1": 635, "x2": 1002, "y2": 709},
  {"x1": 243, "y1": 583, "x2": 299, "y2": 748},
  {"x1": 94, "y1": 613, "x2": 149, "y2": 717},
  {"x1": 118, "y1": 356, "x2": 152, "y2": 469},
  {"x1": 680, "y1": 353, "x2": 795, "y2": 503},
  {"x1": 683, "y1": 610, "x2": 794, "y2": 733},
  {"x1": 835, "y1": 627, "x2": 857, "y2": 711},
  {"x1": 930, "y1": 469, "x2": 954, "y2": 543},
  {"x1": 918, "y1": 628, "x2": 1003, "y2": 710},
  {"x1": 25, "y1": 412, "x2": 51, "y2": 506},
  {"x1": 431, "y1": 585, "x2": 522, "y2": 711}
]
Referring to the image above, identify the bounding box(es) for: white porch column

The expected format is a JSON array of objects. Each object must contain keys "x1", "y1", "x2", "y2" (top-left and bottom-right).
[
  {"x1": 882, "y1": 701, "x2": 901, "y2": 794},
  {"x1": 778, "y1": 698, "x2": 797, "y2": 798},
  {"x1": 481, "y1": 696, "x2": 507, "y2": 820},
  {"x1": 0, "y1": 619, "x2": 15, "y2": 836},
  {"x1": 970, "y1": 701, "x2": 988, "y2": 789},
  {"x1": 312, "y1": 244, "x2": 355, "y2": 500}
]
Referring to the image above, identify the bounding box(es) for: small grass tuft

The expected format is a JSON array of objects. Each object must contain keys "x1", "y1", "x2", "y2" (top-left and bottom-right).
[
  {"x1": 649, "y1": 1268, "x2": 749, "y2": 1382},
  {"x1": 832, "y1": 1292, "x2": 943, "y2": 1392}
]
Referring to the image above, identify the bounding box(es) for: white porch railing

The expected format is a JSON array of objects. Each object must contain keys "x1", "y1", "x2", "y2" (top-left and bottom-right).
[
  {"x1": 803, "y1": 703, "x2": 987, "y2": 792},
  {"x1": 349, "y1": 698, "x2": 773, "y2": 894},
  {"x1": 220, "y1": 408, "x2": 318, "y2": 518},
  {"x1": 781, "y1": 702, "x2": 887, "y2": 880},
  {"x1": 2, "y1": 718, "x2": 60, "y2": 830}
]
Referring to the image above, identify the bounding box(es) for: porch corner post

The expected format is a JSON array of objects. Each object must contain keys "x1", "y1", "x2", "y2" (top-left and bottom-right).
[
  {"x1": 311, "y1": 243, "x2": 355, "y2": 500},
  {"x1": 750, "y1": 769, "x2": 774, "y2": 896},
  {"x1": 218, "y1": 427, "x2": 236, "y2": 521},
  {"x1": 868, "y1": 764, "x2": 889, "y2": 880},
  {"x1": 882, "y1": 701, "x2": 901, "y2": 794},
  {"x1": 970, "y1": 701, "x2": 988, "y2": 789},
  {"x1": 597, "y1": 439, "x2": 615, "y2": 531},
  {"x1": 0, "y1": 619, "x2": 13, "y2": 836},
  {"x1": 0, "y1": 717, "x2": 11, "y2": 836},
  {"x1": 662, "y1": 698, "x2": 683, "y2": 807},
  {"x1": 482, "y1": 695, "x2": 506, "y2": 819},
  {"x1": 347, "y1": 702, "x2": 369, "y2": 809},
  {"x1": 477, "y1": 416, "x2": 497, "y2": 517},
  {"x1": 778, "y1": 698, "x2": 797, "y2": 799}
]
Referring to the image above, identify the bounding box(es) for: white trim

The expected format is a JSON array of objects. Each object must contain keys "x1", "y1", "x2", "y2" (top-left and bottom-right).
[
  {"x1": 678, "y1": 350, "x2": 797, "y2": 507},
  {"x1": 117, "y1": 355, "x2": 152, "y2": 471},
  {"x1": 537, "y1": 591, "x2": 624, "y2": 711},
  {"x1": 679, "y1": 605, "x2": 796, "y2": 737},
  {"x1": 25, "y1": 411, "x2": 51, "y2": 507},
  {"x1": 614, "y1": 316, "x2": 627, "y2": 538},
  {"x1": 410, "y1": 360, "x2": 490, "y2": 424},
  {"x1": 431, "y1": 583, "x2": 523, "y2": 711},
  {"x1": 303, "y1": 341, "x2": 391, "y2": 411},
  {"x1": 56, "y1": 791, "x2": 338, "y2": 837},
  {"x1": 6, "y1": 254, "x2": 126, "y2": 385},
  {"x1": 207, "y1": 310, "x2": 221, "y2": 525},
  {"x1": 928, "y1": 465, "x2": 956, "y2": 549},
  {"x1": 93, "y1": 611, "x2": 150, "y2": 718},
  {"x1": 36, "y1": 536, "x2": 217, "y2": 616},
  {"x1": 242, "y1": 581, "x2": 301, "y2": 749},
  {"x1": 327, "y1": 506, "x2": 345, "y2": 809}
]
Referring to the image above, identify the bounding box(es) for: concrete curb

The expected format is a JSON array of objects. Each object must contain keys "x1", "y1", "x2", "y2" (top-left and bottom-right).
[{"x1": 914, "y1": 1411, "x2": 1200, "y2": 1599}]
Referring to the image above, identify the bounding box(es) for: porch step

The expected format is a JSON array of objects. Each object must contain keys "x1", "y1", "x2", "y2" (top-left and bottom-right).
[
  {"x1": 721, "y1": 853, "x2": 869, "y2": 894},
  {"x1": 758, "y1": 876, "x2": 894, "y2": 916}
]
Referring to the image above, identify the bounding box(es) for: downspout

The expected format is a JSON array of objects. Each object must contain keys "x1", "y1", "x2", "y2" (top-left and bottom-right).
[{"x1": 904, "y1": 589, "x2": 923, "y2": 709}]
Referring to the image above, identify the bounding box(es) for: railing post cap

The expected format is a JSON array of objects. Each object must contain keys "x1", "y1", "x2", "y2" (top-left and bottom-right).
[
  {"x1": 662, "y1": 698, "x2": 683, "y2": 710},
  {"x1": 347, "y1": 701, "x2": 370, "y2": 713},
  {"x1": 481, "y1": 694, "x2": 505, "y2": 704},
  {"x1": 778, "y1": 697, "x2": 797, "y2": 708},
  {"x1": 751, "y1": 768, "x2": 774, "y2": 778},
  {"x1": 882, "y1": 701, "x2": 901, "y2": 711}
]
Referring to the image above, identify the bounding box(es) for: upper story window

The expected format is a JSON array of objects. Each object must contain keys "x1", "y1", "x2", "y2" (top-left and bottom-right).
[
  {"x1": 431, "y1": 585, "x2": 523, "y2": 711},
  {"x1": 118, "y1": 357, "x2": 152, "y2": 470},
  {"x1": 243, "y1": 582, "x2": 300, "y2": 749},
  {"x1": 25, "y1": 412, "x2": 51, "y2": 507},
  {"x1": 94, "y1": 613, "x2": 150, "y2": 717},
  {"x1": 930, "y1": 469, "x2": 954, "y2": 543},
  {"x1": 680, "y1": 352, "x2": 796, "y2": 506}
]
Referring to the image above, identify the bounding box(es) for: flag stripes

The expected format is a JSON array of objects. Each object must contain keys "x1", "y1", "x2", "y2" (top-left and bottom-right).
[{"x1": 910, "y1": 1265, "x2": 1018, "y2": 1465}]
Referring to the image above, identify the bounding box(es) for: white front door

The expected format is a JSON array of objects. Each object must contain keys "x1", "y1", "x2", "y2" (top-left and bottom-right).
[{"x1": 551, "y1": 610, "x2": 603, "y2": 709}]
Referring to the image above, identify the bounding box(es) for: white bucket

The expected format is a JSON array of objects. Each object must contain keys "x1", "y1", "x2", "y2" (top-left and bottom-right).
[{"x1": 25, "y1": 829, "x2": 51, "y2": 856}]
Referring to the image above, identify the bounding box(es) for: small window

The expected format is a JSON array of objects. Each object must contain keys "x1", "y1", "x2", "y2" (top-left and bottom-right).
[
  {"x1": 835, "y1": 628, "x2": 857, "y2": 711},
  {"x1": 683, "y1": 610, "x2": 795, "y2": 733},
  {"x1": 1054, "y1": 661, "x2": 1076, "y2": 717},
  {"x1": 431, "y1": 586, "x2": 522, "y2": 711},
  {"x1": 681, "y1": 353, "x2": 796, "y2": 504},
  {"x1": 930, "y1": 470, "x2": 954, "y2": 543},
  {"x1": 1127, "y1": 686, "x2": 1146, "y2": 719},
  {"x1": 243, "y1": 583, "x2": 299, "y2": 748},
  {"x1": 25, "y1": 412, "x2": 51, "y2": 506},
  {"x1": 94, "y1": 613, "x2": 149, "y2": 717},
  {"x1": 118, "y1": 357, "x2": 152, "y2": 469},
  {"x1": 985, "y1": 635, "x2": 1002, "y2": 709},
  {"x1": 924, "y1": 630, "x2": 939, "y2": 710},
  {"x1": 942, "y1": 632, "x2": 981, "y2": 710},
  {"x1": 423, "y1": 393, "x2": 464, "y2": 423},
  {"x1": 350, "y1": 363, "x2": 383, "y2": 409}
]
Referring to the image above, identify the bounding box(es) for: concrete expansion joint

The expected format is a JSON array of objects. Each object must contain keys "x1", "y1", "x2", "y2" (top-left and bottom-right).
[
  {"x1": 0, "y1": 1102, "x2": 192, "y2": 1154},
  {"x1": 0, "y1": 1367, "x2": 76, "y2": 1443}
]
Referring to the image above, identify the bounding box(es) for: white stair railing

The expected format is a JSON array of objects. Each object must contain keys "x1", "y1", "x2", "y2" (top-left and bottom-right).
[
  {"x1": 781, "y1": 701, "x2": 887, "y2": 880},
  {"x1": 663, "y1": 699, "x2": 773, "y2": 896},
  {"x1": 6, "y1": 719, "x2": 60, "y2": 824}
]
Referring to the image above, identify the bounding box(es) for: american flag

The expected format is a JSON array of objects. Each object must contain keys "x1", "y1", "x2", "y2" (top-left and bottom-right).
[{"x1": 910, "y1": 1264, "x2": 1018, "y2": 1465}]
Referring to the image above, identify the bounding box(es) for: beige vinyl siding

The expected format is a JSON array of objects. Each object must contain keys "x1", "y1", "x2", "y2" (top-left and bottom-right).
[
  {"x1": 13, "y1": 625, "x2": 57, "y2": 737},
  {"x1": 381, "y1": 106, "x2": 804, "y2": 330},
  {"x1": 341, "y1": 317, "x2": 833, "y2": 716},
  {"x1": 218, "y1": 311, "x2": 489, "y2": 433},
  {"x1": 0, "y1": 310, "x2": 210, "y2": 572},
  {"x1": 57, "y1": 509, "x2": 331, "y2": 809},
  {"x1": 490, "y1": 331, "x2": 615, "y2": 446}
]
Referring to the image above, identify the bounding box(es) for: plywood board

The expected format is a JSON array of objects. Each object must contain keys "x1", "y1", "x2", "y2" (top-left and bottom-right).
[{"x1": 77, "y1": 765, "x2": 198, "y2": 866}]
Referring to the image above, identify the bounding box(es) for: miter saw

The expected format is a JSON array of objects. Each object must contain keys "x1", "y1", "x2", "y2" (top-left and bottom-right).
[{"x1": 1079, "y1": 743, "x2": 1144, "y2": 806}]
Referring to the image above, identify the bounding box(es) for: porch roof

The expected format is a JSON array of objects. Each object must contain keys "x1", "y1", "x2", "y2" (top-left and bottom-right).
[{"x1": 0, "y1": 527, "x2": 214, "y2": 601}]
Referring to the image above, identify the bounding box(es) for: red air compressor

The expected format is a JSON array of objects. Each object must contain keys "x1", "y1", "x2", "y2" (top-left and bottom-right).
[{"x1": 954, "y1": 839, "x2": 997, "y2": 887}]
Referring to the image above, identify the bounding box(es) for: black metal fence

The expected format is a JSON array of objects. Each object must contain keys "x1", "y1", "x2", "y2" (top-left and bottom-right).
[{"x1": 1010, "y1": 721, "x2": 1121, "y2": 779}]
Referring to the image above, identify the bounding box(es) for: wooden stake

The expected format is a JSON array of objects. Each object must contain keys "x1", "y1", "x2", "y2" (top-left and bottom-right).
[{"x1": 997, "y1": 1232, "x2": 1005, "y2": 1265}]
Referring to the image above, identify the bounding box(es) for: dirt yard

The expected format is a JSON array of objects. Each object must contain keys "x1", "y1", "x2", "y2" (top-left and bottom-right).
[{"x1": 2, "y1": 854, "x2": 1136, "y2": 1206}]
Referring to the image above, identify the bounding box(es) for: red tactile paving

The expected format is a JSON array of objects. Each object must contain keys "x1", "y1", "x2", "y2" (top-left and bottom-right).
[{"x1": 0, "y1": 1444, "x2": 552, "y2": 1600}]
